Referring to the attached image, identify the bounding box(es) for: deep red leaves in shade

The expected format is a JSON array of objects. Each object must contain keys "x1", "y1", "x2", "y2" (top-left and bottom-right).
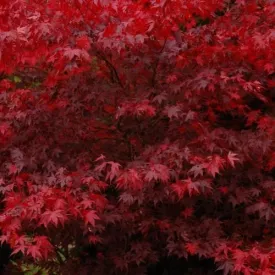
[
  {"x1": 0, "y1": 0, "x2": 274, "y2": 274},
  {"x1": 180, "y1": 208, "x2": 194, "y2": 219},
  {"x1": 185, "y1": 243, "x2": 198, "y2": 255}
]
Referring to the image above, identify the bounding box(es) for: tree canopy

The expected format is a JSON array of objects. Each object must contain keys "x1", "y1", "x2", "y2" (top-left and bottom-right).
[{"x1": 0, "y1": 0, "x2": 275, "y2": 274}]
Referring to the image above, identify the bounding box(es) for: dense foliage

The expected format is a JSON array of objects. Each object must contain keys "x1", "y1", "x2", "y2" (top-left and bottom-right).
[{"x1": 0, "y1": 0, "x2": 275, "y2": 274}]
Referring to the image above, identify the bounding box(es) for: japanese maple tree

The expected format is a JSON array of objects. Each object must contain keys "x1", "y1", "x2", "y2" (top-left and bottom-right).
[{"x1": 0, "y1": 0, "x2": 275, "y2": 274}]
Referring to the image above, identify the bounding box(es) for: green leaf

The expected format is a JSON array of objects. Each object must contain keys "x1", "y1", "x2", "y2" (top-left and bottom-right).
[
  {"x1": 13, "y1": 76, "x2": 22, "y2": 83},
  {"x1": 32, "y1": 82, "x2": 41, "y2": 87},
  {"x1": 25, "y1": 265, "x2": 41, "y2": 275}
]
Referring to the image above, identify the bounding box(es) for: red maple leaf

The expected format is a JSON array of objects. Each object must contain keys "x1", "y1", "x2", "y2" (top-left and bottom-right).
[
  {"x1": 7, "y1": 164, "x2": 18, "y2": 175},
  {"x1": 180, "y1": 207, "x2": 194, "y2": 218},
  {"x1": 39, "y1": 210, "x2": 67, "y2": 228},
  {"x1": 116, "y1": 169, "x2": 143, "y2": 190},
  {"x1": 165, "y1": 105, "x2": 181, "y2": 119},
  {"x1": 27, "y1": 245, "x2": 42, "y2": 259},
  {"x1": 145, "y1": 164, "x2": 170, "y2": 183},
  {"x1": 205, "y1": 155, "x2": 225, "y2": 177},
  {"x1": 34, "y1": 236, "x2": 53, "y2": 259},
  {"x1": 188, "y1": 164, "x2": 204, "y2": 178},
  {"x1": 76, "y1": 35, "x2": 91, "y2": 50},
  {"x1": 227, "y1": 152, "x2": 240, "y2": 168},
  {"x1": 84, "y1": 210, "x2": 100, "y2": 227},
  {"x1": 106, "y1": 161, "x2": 121, "y2": 182},
  {"x1": 185, "y1": 242, "x2": 198, "y2": 255},
  {"x1": 103, "y1": 23, "x2": 117, "y2": 37}
]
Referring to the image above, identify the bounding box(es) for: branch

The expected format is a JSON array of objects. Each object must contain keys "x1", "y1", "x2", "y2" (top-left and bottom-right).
[
  {"x1": 95, "y1": 51, "x2": 124, "y2": 89},
  {"x1": 151, "y1": 39, "x2": 167, "y2": 87}
]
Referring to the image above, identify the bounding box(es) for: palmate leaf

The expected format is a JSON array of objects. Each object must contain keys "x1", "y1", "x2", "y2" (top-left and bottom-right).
[
  {"x1": 84, "y1": 210, "x2": 100, "y2": 227},
  {"x1": 11, "y1": 261, "x2": 51, "y2": 275},
  {"x1": 227, "y1": 151, "x2": 240, "y2": 168},
  {"x1": 188, "y1": 164, "x2": 204, "y2": 178},
  {"x1": 39, "y1": 210, "x2": 67, "y2": 228}
]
